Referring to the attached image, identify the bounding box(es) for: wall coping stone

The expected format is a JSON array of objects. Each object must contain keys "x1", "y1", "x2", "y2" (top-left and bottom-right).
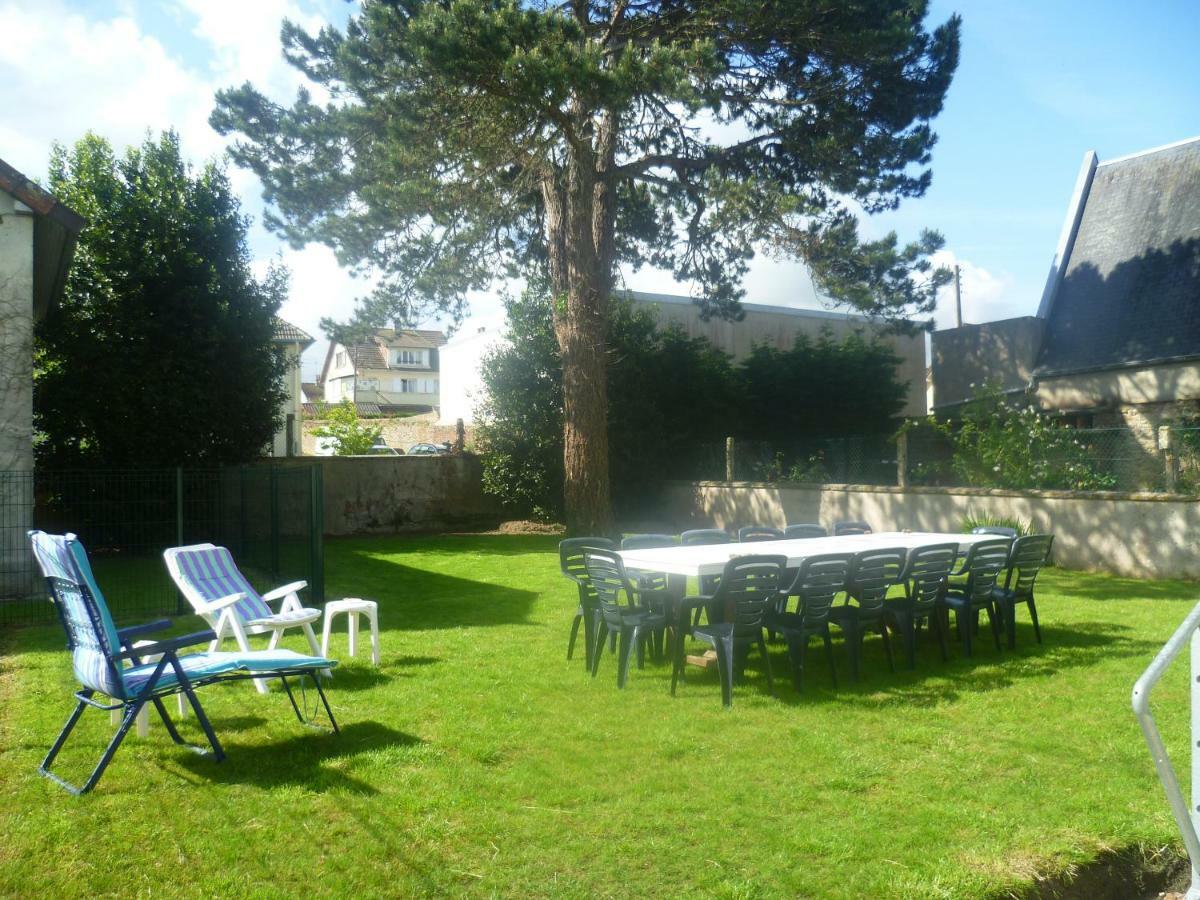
[{"x1": 665, "y1": 480, "x2": 1200, "y2": 504}]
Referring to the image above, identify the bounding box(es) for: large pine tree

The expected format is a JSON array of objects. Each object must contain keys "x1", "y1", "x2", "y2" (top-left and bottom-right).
[{"x1": 213, "y1": 0, "x2": 960, "y2": 533}]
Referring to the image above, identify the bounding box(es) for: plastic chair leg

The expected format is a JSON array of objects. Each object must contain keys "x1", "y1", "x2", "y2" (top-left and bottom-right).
[
  {"x1": 823, "y1": 631, "x2": 838, "y2": 688},
  {"x1": 787, "y1": 637, "x2": 805, "y2": 691},
  {"x1": 879, "y1": 621, "x2": 895, "y2": 673},
  {"x1": 757, "y1": 636, "x2": 775, "y2": 697},
  {"x1": 716, "y1": 636, "x2": 735, "y2": 707},
  {"x1": 986, "y1": 603, "x2": 1002, "y2": 651},
  {"x1": 616, "y1": 629, "x2": 634, "y2": 689},
  {"x1": 1028, "y1": 598, "x2": 1042, "y2": 643}
]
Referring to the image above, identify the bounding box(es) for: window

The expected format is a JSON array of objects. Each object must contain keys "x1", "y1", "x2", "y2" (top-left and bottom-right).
[
  {"x1": 393, "y1": 349, "x2": 426, "y2": 367},
  {"x1": 358, "y1": 378, "x2": 378, "y2": 392},
  {"x1": 395, "y1": 378, "x2": 438, "y2": 394},
  {"x1": 335, "y1": 350, "x2": 347, "y2": 368}
]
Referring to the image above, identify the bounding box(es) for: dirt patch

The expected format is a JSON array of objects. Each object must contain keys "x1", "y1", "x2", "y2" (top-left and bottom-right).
[
  {"x1": 1013, "y1": 845, "x2": 1188, "y2": 899},
  {"x1": 492, "y1": 520, "x2": 565, "y2": 535}
]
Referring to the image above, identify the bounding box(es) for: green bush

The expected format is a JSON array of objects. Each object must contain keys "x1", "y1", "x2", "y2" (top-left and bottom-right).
[{"x1": 311, "y1": 401, "x2": 383, "y2": 456}]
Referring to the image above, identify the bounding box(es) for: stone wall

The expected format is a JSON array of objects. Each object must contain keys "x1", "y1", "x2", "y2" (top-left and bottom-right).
[
  {"x1": 270, "y1": 454, "x2": 501, "y2": 536},
  {"x1": 661, "y1": 479, "x2": 1200, "y2": 580}
]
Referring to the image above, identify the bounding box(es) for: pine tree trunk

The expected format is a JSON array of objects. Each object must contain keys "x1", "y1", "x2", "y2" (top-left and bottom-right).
[{"x1": 542, "y1": 153, "x2": 615, "y2": 537}]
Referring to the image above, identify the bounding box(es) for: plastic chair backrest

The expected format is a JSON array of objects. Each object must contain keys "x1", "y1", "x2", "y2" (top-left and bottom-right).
[
  {"x1": 620, "y1": 534, "x2": 676, "y2": 551},
  {"x1": 846, "y1": 547, "x2": 907, "y2": 612},
  {"x1": 834, "y1": 520, "x2": 873, "y2": 536},
  {"x1": 710, "y1": 555, "x2": 785, "y2": 638},
  {"x1": 169, "y1": 545, "x2": 272, "y2": 623},
  {"x1": 963, "y1": 538, "x2": 1014, "y2": 601},
  {"x1": 903, "y1": 543, "x2": 958, "y2": 614},
  {"x1": 29, "y1": 531, "x2": 126, "y2": 698},
  {"x1": 582, "y1": 549, "x2": 637, "y2": 625},
  {"x1": 971, "y1": 525, "x2": 1018, "y2": 538},
  {"x1": 790, "y1": 553, "x2": 852, "y2": 624},
  {"x1": 680, "y1": 529, "x2": 731, "y2": 546},
  {"x1": 1006, "y1": 534, "x2": 1054, "y2": 596},
  {"x1": 559, "y1": 537, "x2": 616, "y2": 586},
  {"x1": 784, "y1": 524, "x2": 827, "y2": 539},
  {"x1": 737, "y1": 525, "x2": 784, "y2": 543}
]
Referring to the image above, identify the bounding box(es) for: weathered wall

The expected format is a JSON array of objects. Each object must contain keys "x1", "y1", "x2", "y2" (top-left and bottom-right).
[
  {"x1": 271, "y1": 454, "x2": 501, "y2": 536},
  {"x1": 0, "y1": 192, "x2": 35, "y2": 594},
  {"x1": 662, "y1": 479, "x2": 1200, "y2": 580},
  {"x1": 930, "y1": 316, "x2": 1045, "y2": 410}
]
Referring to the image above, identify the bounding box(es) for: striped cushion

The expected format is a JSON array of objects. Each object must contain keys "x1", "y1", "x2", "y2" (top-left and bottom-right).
[
  {"x1": 29, "y1": 532, "x2": 126, "y2": 698},
  {"x1": 173, "y1": 546, "x2": 273, "y2": 622},
  {"x1": 122, "y1": 650, "x2": 336, "y2": 696}
]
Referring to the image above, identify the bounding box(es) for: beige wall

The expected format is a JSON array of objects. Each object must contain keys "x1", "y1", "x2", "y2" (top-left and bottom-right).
[
  {"x1": 271, "y1": 454, "x2": 500, "y2": 536},
  {"x1": 662, "y1": 479, "x2": 1200, "y2": 579},
  {"x1": 1036, "y1": 361, "x2": 1200, "y2": 410},
  {"x1": 0, "y1": 191, "x2": 35, "y2": 594},
  {"x1": 629, "y1": 293, "x2": 929, "y2": 417}
]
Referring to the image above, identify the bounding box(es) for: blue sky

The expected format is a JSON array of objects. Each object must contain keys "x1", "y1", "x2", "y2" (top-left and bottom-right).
[{"x1": 2, "y1": 0, "x2": 1198, "y2": 379}]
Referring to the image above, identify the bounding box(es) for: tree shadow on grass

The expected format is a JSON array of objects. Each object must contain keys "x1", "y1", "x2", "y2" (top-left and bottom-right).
[
  {"x1": 172, "y1": 721, "x2": 421, "y2": 794},
  {"x1": 659, "y1": 619, "x2": 1156, "y2": 710},
  {"x1": 324, "y1": 549, "x2": 540, "y2": 633}
]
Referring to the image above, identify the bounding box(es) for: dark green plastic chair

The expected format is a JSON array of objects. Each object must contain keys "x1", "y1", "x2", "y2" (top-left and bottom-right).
[
  {"x1": 937, "y1": 538, "x2": 1012, "y2": 657},
  {"x1": 783, "y1": 524, "x2": 827, "y2": 539},
  {"x1": 671, "y1": 555, "x2": 783, "y2": 707},
  {"x1": 680, "y1": 528, "x2": 731, "y2": 616},
  {"x1": 559, "y1": 537, "x2": 616, "y2": 670},
  {"x1": 583, "y1": 549, "x2": 667, "y2": 688},
  {"x1": 992, "y1": 534, "x2": 1054, "y2": 649},
  {"x1": 833, "y1": 520, "x2": 873, "y2": 536},
  {"x1": 766, "y1": 552, "x2": 851, "y2": 691},
  {"x1": 737, "y1": 525, "x2": 783, "y2": 543},
  {"x1": 830, "y1": 547, "x2": 905, "y2": 680},
  {"x1": 620, "y1": 534, "x2": 681, "y2": 659},
  {"x1": 885, "y1": 543, "x2": 957, "y2": 668}
]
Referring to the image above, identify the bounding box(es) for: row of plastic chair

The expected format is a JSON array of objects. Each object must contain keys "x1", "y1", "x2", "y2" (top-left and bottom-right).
[{"x1": 559, "y1": 532, "x2": 1054, "y2": 706}]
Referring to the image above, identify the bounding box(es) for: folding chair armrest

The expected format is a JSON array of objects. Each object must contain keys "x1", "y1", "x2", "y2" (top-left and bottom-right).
[
  {"x1": 262, "y1": 581, "x2": 307, "y2": 603},
  {"x1": 117, "y1": 619, "x2": 173, "y2": 643},
  {"x1": 114, "y1": 630, "x2": 217, "y2": 660}
]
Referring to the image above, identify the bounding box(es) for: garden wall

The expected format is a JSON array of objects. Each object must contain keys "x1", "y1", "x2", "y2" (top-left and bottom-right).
[
  {"x1": 662, "y1": 480, "x2": 1200, "y2": 580},
  {"x1": 271, "y1": 455, "x2": 501, "y2": 536}
]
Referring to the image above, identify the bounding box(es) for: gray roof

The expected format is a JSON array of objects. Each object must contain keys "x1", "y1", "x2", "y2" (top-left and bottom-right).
[
  {"x1": 1036, "y1": 137, "x2": 1200, "y2": 377},
  {"x1": 272, "y1": 317, "x2": 314, "y2": 345}
]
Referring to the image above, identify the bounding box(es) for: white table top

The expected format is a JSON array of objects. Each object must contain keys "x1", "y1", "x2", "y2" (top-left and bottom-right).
[{"x1": 617, "y1": 531, "x2": 1003, "y2": 578}]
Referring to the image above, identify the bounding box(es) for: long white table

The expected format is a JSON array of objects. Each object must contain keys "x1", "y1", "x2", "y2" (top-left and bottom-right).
[{"x1": 617, "y1": 531, "x2": 1002, "y2": 579}]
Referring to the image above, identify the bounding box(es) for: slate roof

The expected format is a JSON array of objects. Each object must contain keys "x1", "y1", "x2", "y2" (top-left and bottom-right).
[{"x1": 1036, "y1": 137, "x2": 1200, "y2": 377}]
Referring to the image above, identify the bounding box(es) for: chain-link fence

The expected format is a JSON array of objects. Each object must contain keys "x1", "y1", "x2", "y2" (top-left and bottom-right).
[
  {"x1": 0, "y1": 465, "x2": 324, "y2": 627},
  {"x1": 689, "y1": 424, "x2": 1198, "y2": 495}
]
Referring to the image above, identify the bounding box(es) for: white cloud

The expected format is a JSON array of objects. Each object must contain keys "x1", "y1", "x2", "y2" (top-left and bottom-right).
[{"x1": 929, "y1": 249, "x2": 1029, "y2": 330}]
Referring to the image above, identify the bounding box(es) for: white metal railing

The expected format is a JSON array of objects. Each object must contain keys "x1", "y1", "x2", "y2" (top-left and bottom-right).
[{"x1": 1132, "y1": 599, "x2": 1200, "y2": 900}]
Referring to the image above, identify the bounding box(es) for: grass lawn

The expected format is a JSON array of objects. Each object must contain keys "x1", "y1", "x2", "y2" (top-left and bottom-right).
[{"x1": 0, "y1": 533, "x2": 1194, "y2": 897}]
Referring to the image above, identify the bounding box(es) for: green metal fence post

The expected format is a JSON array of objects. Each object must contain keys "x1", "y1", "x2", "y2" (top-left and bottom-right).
[
  {"x1": 269, "y1": 464, "x2": 280, "y2": 581},
  {"x1": 310, "y1": 463, "x2": 325, "y2": 602}
]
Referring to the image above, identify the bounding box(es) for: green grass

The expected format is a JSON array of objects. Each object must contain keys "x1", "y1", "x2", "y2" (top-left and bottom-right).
[{"x1": 0, "y1": 533, "x2": 1195, "y2": 897}]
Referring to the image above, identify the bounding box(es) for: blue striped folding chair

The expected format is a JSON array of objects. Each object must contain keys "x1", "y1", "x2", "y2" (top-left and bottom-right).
[
  {"x1": 163, "y1": 543, "x2": 328, "y2": 694},
  {"x1": 28, "y1": 531, "x2": 339, "y2": 795}
]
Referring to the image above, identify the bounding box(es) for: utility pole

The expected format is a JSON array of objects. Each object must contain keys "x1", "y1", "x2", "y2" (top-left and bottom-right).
[{"x1": 954, "y1": 264, "x2": 963, "y2": 328}]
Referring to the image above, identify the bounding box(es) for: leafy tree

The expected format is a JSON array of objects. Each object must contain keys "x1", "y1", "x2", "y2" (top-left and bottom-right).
[
  {"x1": 477, "y1": 287, "x2": 737, "y2": 521},
  {"x1": 35, "y1": 132, "x2": 289, "y2": 467},
  {"x1": 311, "y1": 400, "x2": 384, "y2": 455},
  {"x1": 738, "y1": 331, "x2": 907, "y2": 440},
  {"x1": 212, "y1": 0, "x2": 960, "y2": 533}
]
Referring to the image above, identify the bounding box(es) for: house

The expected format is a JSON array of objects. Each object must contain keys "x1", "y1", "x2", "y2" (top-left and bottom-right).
[
  {"x1": 930, "y1": 135, "x2": 1200, "y2": 442},
  {"x1": 319, "y1": 328, "x2": 447, "y2": 413},
  {"x1": 0, "y1": 157, "x2": 84, "y2": 594},
  {"x1": 270, "y1": 318, "x2": 314, "y2": 457},
  {"x1": 437, "y1": 291, "x2": 929, "y2": 425}
]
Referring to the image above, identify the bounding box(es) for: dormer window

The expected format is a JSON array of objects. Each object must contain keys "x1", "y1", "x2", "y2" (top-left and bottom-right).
[{"x1": 393, "y1": 349, "x2": 426, "y2": 367}]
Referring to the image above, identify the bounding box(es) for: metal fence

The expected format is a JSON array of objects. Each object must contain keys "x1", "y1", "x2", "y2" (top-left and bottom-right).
[
  {"x1": 698, "y1": 435, "x2": 898, "y2": 485},
  {"x1": 0, "y1": 465, "x2": 324, "y2": 627}
]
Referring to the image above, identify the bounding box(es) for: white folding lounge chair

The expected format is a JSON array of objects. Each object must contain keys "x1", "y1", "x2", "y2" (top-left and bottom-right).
[{"x1": 163, "y1": 543, "x2": 328, "y2": 693}]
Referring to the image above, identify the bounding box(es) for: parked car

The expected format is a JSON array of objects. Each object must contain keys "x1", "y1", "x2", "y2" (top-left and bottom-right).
[
  {"x1": 366, "y1": 443, "x2": 403, "y2": 456},
  {"x1": 407, "y1": 442, "x2": 451, "y2": 456}
]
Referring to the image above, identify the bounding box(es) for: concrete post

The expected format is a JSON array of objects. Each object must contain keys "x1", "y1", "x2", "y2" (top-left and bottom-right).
[
  {"x1": 725, "y1": 437, "x2": 735, "y2": 482},
  {"x1": 1161, "y1": 426, "x2": 1179, "y2": 493},
  {"x1": 896, "y1": 430, "x2": 909, "y2": 488}
]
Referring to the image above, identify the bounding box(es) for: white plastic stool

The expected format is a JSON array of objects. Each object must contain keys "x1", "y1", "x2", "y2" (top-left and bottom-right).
[{"x1": 322, "y1": 598, "x2": 380, "y2": 666}]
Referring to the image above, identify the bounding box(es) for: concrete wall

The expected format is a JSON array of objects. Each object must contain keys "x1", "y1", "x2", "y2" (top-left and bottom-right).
[
  {"x1": 1036, "y1": 361, "x2": 1200, "y2": 410},
  {"x1": 271, "y1": 454, "x2": 501, "y2": 536},
  {"x1": 930, "y1": 316, "x2": 1045, "y2": 410},
  {"x1": 0, "y1": 191, "x2": 35, "y2": 594},
  {"x1": 662, "y1": 479, "x2": 1200, "y2": 580}
]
